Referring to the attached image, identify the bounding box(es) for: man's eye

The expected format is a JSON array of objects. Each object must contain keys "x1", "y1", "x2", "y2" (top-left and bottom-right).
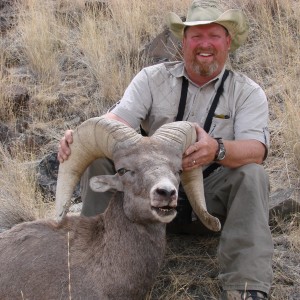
[{"x1": 117, "y1": 168, "x2": 129, "y2": 176}]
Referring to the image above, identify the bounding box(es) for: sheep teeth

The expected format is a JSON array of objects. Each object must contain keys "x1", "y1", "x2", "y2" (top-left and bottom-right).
[{"x1": 158, "y1": 207, "x2": 171, "y2": 212}]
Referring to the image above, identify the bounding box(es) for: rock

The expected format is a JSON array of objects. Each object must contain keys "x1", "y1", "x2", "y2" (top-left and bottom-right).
[
  {"x1": 4, "y1": 84, "x2": 30, "y2": 116},
  {"x1": 269, "y1": 188, "x2": 300, "y2": 220},
  {"x1": 36, "y1": 152, "x2": 60, "y2": 200},
  {"x1": 36, "y1": 152, "x2": 80, "y2": 202},
  {"x1": 84, "y1": 0, "x2": 111, "y2": 17},
  {"x1": 0, "y1": 121, "x2": 12, "y2": 143},
  {"x1": 142, "y1": 27, "x2": 182, "y2": 65},
  {"x1": 0, "y1": 0, "x2": 18, "y2": 34},
  {"x1": 69, "y1": 202, "x2": 82, "y2": 214}
]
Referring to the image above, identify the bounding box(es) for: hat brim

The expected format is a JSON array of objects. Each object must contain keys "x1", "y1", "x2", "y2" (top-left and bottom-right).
[{"x1": 167, "y1": 9, "x2": 249, "y2": 52}]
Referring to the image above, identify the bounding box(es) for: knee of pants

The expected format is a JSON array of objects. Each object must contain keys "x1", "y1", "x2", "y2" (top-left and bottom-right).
[
  {"x1": 232, "y1": 163, "x2": 269, "y2": 189},
  {"x1": 227, "y1": 163, "x2": 270, "y2": 212},
  {"x1": 205, "y1": 164, "x2": 269, "y2": 216}
]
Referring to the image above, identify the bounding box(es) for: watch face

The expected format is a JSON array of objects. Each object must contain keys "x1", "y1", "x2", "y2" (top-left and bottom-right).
[
  {"x1": 214, "y1": 138, "x2": 226, "y2": 161},
  {"x1": 217, "y1": 139, "x2": 226, "y2": 161},
  {"x1": 218, "y1": 148, "x2": 226, "y2": 160}
]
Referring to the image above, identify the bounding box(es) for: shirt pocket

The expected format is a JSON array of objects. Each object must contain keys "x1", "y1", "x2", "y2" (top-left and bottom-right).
[{"x1": 209, "y1": 116, "x2": 234, "y2": 140}]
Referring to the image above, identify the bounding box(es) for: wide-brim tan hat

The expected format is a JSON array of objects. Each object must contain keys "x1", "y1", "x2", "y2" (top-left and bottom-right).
[{"x1": 167, "y1": 0, "x2": 249, "y2": 52}]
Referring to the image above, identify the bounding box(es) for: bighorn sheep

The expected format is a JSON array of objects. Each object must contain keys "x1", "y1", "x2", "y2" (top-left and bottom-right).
[{"x1": 0, "y1": 116, "x2": 220, "y2": 300}]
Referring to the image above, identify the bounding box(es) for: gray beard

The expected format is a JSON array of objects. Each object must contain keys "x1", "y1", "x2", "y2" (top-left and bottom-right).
[{"x1": 191, "y1": 60, "x2": 219, "y2": 77}]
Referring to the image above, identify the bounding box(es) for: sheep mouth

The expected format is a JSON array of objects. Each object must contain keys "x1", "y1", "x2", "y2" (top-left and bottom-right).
[{"x1": 151, "y1": 206, "x2": 177, "y2": 218}]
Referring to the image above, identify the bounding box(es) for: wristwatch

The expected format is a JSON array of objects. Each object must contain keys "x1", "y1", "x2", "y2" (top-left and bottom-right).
[{"x1": 214, "y1": 138, "x2": 226, "y2": 161}]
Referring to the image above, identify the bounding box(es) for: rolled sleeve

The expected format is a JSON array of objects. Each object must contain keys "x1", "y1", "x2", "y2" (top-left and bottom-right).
[{"x1": 234, "y1": 86, "x2": 270, "y2": 149}]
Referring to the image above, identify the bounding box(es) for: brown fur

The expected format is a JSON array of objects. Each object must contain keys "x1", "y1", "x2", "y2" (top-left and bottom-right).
[{"x1": 0, "y1": 193, "x2": 166, "y2": 300}]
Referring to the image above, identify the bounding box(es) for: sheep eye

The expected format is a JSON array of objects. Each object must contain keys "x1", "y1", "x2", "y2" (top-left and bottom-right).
[
  {"x1": 117, "y1": 168, "x2": 129, "y2": 176},
  {"x1": 178, "y1": 169, "x2": 183, "y2": 175}
]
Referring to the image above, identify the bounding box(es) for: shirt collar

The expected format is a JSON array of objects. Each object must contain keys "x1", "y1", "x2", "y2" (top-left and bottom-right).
[{"x1": 167, "y1": 61, "x2": 226, "y2": 91}]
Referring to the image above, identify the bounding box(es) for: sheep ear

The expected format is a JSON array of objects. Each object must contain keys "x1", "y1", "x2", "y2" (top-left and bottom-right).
[{"x1": 89, "y1": 174, "x2": 124, "y2": 192}]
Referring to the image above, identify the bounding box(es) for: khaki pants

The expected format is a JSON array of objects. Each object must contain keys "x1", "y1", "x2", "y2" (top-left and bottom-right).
[{"x1": 80, "y1": 159, "x2": 273, "y2": 294}]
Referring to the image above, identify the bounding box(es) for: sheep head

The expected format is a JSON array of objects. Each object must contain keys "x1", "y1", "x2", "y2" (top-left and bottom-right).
[
  {"x1": 55, "y1": 117, "x2": 221, "y2": 231},
  {"x1": 89, "y1": 138, "x2": 182, "y2": 224}
]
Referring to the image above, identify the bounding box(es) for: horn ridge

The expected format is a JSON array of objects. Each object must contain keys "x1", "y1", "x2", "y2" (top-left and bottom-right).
[
  {"x1": 55, "y1": 116, "x2": 140, "y2": 220},
  {"x1": 153, "y1": 121, "x2": 196, "y2": 152}
]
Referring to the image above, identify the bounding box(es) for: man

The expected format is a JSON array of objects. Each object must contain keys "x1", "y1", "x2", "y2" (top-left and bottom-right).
[{"x1": 58, "y1": 1, "x2": 273, "y2": 299}]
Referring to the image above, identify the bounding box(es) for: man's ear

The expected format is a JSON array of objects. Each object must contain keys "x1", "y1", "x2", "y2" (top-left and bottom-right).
[
  {"x1": 227, "y1": 34, "x2": 232, "y2": 50},
  {"x1": 89, "y1": 174, "x2": 124, "y2": 192}
]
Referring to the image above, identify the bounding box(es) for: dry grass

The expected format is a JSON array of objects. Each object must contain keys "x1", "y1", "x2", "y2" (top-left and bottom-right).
[
  {"x1": 228, "y1": 0, "x2": 300, "y2": 191},
  {"x1": 0, "y1": 146, "x2": 53, "y2": 232},
  {"x1": 0, "y1": 0, "x2": 300, "y2": 298},
  {"x1": 17, "y1": 0, "x2": 62, "y2": 85}
]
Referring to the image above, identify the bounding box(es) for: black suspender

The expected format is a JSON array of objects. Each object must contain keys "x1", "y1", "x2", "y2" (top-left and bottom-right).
[
  {"x1": 176, "y1": 70, "x2": 230, "y2": 178},
  {"x1": 203, "y1": 69, "x2": 229, "y2": 132},
  {"x1": 175, "y1": 77, "x2": 189, "y2": 122}
]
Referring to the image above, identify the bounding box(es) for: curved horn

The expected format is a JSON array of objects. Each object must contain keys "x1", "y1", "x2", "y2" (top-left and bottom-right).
[
  {"x1": 55, "y1": 116, "x2": 142, "y2": 221},
  {"x1": 153, "y1": 121, "x2": 221, "y2": 232}
]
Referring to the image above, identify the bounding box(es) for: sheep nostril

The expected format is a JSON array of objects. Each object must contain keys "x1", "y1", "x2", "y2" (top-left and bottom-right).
[{"x1": 156, "y1": 188, "x2": 176, "y2": 198}]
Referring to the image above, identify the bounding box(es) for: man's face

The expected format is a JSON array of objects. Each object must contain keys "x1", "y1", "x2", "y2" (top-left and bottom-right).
[{"x1": 182, "y1": 23, "x2": 232, "y2": 80}]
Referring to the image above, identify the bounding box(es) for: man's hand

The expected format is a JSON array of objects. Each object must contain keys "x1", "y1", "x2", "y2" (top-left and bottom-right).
[
  {"x1": 182, "y1": 124, "x2": 218, "y2": 170},
  {"x1": 182, "y1": 124, "x2": 267, "y2": 171},
  {"x1": 57, "y1": 129, "x2": 74, "y2": 163}
]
